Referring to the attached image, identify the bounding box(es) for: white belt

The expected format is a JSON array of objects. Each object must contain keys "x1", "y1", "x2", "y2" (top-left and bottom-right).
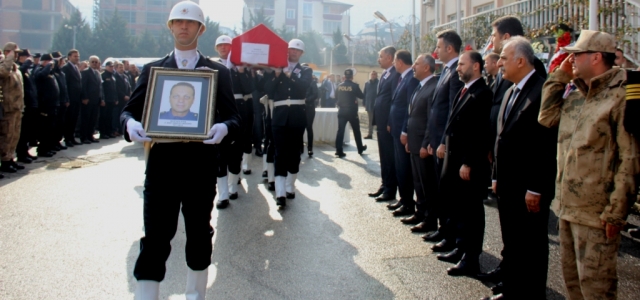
[
  {"x1": 273, "y1": 99, "x2": 305, "y2": 107},
  {"x1": 268, "y1": 99, "x2": 274, "y2": 116},
  {"x1": 234, "y1": 94, "x2": 252, "y2": 101}
]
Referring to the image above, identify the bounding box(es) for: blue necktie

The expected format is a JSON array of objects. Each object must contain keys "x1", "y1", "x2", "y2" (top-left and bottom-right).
[
  {"x1": 504, "y1": 87, "x2": 521, "y2": 120},
  {"x1": 437, "y1": 66, "x2": 449, "y2": 88}
]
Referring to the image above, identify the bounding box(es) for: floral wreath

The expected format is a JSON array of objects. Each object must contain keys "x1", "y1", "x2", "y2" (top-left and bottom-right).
[{"x1": 548, "y1": 24, "x2": 573, "y2": 72}]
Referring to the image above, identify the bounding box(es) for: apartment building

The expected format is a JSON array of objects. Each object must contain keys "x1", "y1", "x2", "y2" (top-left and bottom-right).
[
  {"x1": 420, "y1": 0, "x2": 518, "y2": 34},
  {"x1": 99, "y1": 0, "x2": 199, "y2": 37},
  {"x1": 0, "y1": 0, "x2": 78, "y2": 53},
  {"x1": 242, "y1": 0, "x2": 352, "y2": 44}
]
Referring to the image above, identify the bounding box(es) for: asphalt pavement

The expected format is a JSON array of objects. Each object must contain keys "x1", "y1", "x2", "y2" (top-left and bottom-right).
[{"x1": 1, "y1": 125, "x2": 639, "y2": 299}]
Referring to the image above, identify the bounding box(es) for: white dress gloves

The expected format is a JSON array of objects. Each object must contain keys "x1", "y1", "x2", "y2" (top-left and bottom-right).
[
  {"x1": 203, "y1": 123, "x2": 228, "y2": 144},
  {"x1": 126, "y1": 118, "x2": 152, "y2": 142}
]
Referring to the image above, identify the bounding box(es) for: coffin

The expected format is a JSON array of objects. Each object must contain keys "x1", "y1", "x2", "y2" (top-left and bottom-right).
[{"x1": 230, "y1": 24, "x2": 288, "y2": 68}]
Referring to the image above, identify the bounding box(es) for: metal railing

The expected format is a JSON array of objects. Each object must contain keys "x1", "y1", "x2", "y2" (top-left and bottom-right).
[{"x1": 431, "y1": 0, "x2": 640, "y2": 65}]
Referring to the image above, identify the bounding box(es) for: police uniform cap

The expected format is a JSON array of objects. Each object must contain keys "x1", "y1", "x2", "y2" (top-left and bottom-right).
[
  {"x1": 18, "y1": 49, "x2": 32, "y2": 57},
  {"x1": 105, "y1": 61, "x2": 114, "y2": 67},
  {"x1": 33, "y1": 53, "x2": 41, "y2": 58},
  {"x1": 344, "y1": 69, "x2": 354, "y2": 77},
  {"x1": 41, "y1": 53, "x2": 53, "y2": 61},
  {"x1": 51, "y1": 51, "x2": 62, "y2": 59}
]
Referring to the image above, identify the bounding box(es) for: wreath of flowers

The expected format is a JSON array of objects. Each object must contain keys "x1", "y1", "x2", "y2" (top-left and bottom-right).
[{"x1": 548, "y1": 24, "x2": 573, "y2": 72}]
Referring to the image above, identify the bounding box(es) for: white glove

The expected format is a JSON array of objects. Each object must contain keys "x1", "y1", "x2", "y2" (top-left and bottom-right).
[
  {"x1": 126, "y1": 118, "x2": 152, "y2": 142},
  {"x1": 196, "y1": 66, "x2": 214, "y2": 71},
  {"x1": 203, "y1": 123, "x2": 228, "y2": 144}
]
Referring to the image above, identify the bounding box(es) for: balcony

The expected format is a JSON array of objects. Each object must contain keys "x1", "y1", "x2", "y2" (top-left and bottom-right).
[{"x1": 431, "y1": 0, "x2": 640, "y2": 65}]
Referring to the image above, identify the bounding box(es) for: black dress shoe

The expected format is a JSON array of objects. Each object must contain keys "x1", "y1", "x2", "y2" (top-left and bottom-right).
[
  {"x1": 10, "y1": 161, "x2": 25, "y2": 170},
  {"x1": 0, "y1": 162, "x2": 17, "y2": 173},
  {"x1": 477, "y1": 266, "x2": 503, "y2": 283},
  {"x1": 400, "y1": 214, "x2": 424, "y2": 225},
  {"x1": 375, "y1": 193, "x2": 395, "y2": 201},
  {"x1": 431, "y1": 239, "x2": 455, "y2": 252},
  {"x1": 57, "y1": 143, "x2": 67, "y2": 150},
  {"x1": 335, "y1": 152, "x2": 346, "y2": 158},
  {"x1": 447, "y1": 258, "x2": 480, "y2": 277},
  {"x1": 481, "y1": 293, "x2": 505, "y2": 300},
  {"x1": 363, "y1": 135, "x2": 372, "y2": 139},
  {"x1": 216, "y1": 199, "x2": 229, "y2": 209},
  {"x1": 411, "y1": 221, "x2": 438, "y2": 233},
  {"x1": 437, "y1": 248, "x2": 463, "y2": 264},
  {"x1": 358, "y1": 144, "x2": 367, "y2": 155},
  {"x1": 268, "y1": 182, "x2": 275, "y2": 191},
  {"x1": 229, "y1": 192, "x2": 238, "y2": 200},
  {"x1": 27, "y1": 154, "x2": 37, "y2": 160},
  {"x1": 101, "y1": 134, "x2": 112, "y2": 139},
  {"x1": 308, "y1": 150, "x2": 313, "y2": 157},
  {"x1": 262, "y1": 170, "x2": 268, "y2": 178},
  {"x1": 65, "y1": 141, "x2": 75, "y2": 147},
  {"x1": 387, "y1": 201, "x2": 402, "y2": 210},
  {"x1": 422, "y1": 230, "x2": 444, "y2": 242},
  {"x1": 90, "y1": 138, "x2": 100, "y2": 143},
  {"x1": 0, "y1": 174, "x2": 4, "y2": 179},
  {"x1": 491, "y1": 282, "x2": 504, "y2": 295},
  {"x1": 243, "y1": 169, "x2": 251, "y2": 175},
  {"x1": 286, "y1": 192, "x2": 295, "y2": 199},
  {"x1": 368, "y1": 187, "x2": 384, "y2": 197},
  {"x1": 255, "y1": 148, "x2": 263, "y2": 157},
  {"x1": 392, "y1": 206, "x2": 415, "y2": 217},
  {"x1": 17, "y1": 156, "x2": 33, "y2": 164},
  {"x1": 38, "y1": 151, "x2": 54, "y2": 158},
  {"x1": 82, "y1": 139, "x2": 92, "y2": 144},
  {"x1": 276, "y1": 197, "x2": 286, "y2": 207}
]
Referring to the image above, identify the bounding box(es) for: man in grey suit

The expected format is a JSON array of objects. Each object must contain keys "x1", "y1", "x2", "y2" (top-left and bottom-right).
[
  {"x1": 363, "y1": 71, "x2": 378, "y2": 139},
  {"x1": 401, "y1": 54, "x2": 439, "y2": 231}
]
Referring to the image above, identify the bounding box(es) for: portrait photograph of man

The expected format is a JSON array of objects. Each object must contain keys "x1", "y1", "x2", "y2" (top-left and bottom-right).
[{"x1": 157, "y1": 81, "x2": 202, "y2": 127}]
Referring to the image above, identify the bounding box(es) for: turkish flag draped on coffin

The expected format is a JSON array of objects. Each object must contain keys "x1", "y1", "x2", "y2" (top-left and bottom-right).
[{"x1": 230, "y1": 24, "x2": 289, "y2": 68}]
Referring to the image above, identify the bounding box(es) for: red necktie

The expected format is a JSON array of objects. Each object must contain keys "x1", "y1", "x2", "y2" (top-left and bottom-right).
[{"x1": 459, "y1": 87, "x2": 468, "y2": 99}]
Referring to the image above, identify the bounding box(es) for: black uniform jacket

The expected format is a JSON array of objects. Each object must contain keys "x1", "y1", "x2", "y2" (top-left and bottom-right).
[
  {"x1": 61, "y1": 63, "x2": 84, "y2": 104},
  {"x1": 19, "y1": 60, "x2": 38, "y2": 108},
  {"x1": 264, "y1": 63, "x2": 312, "y2": 127},
  {"x1": 34, "y1": 63, "x2": 59, "y2": 109},
  {"x1": 336, "y1": 79, "x2": 364, "y2": 116},
  {"x1": 101, "y1": 70, "x2": 117, "y2": 104},
  {"x1": 81, "y1": 68, "x2": 103, "y2": 105}
]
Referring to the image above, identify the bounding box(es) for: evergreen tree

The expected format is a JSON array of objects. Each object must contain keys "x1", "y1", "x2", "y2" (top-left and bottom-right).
[
  {"x1": 155, "y1": 29, "x2": 174, "y2": 57},
  {"x1": 198, "y1": 17, "x2": 222, "y2": 57},
  {"x1": 332, "y1": 28, "x2": 348, "y2": 65},
  {"x1": 134, "y1": 30, "x2": 159, "y2": 57},
  {"x1": 243, "y1": 7, "x2": 274, "y2": 32},
  {"x1": 298, "y1": 30, "x2": 326, "y2": 65},
  {"x1": 50, "y1": 10, "x2": 92, "y2": 56},
  {"x1": 276, "y1": 24, "x2": 294, "y2": 43},
  {"x1": 91, "y1": 9, "x2": 134, "y2": 59}
]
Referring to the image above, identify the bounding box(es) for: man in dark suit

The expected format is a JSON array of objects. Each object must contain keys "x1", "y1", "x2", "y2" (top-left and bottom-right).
[
  {"x1": 387, "y1": 50, "x2": 419, "y2": 216},
  {"x1": 481, "y1": 37, "x2": 557, "y2": 300},
  {"x1": 122, "y1": 60, "x2": 137, "y2": 88},
  {"x1": 368, "y1": 46, "x2": 400, "y2": 202},
  {"x1": 422, "y1": 30, "x2": 464, "y2": 244},
  {"x1": 436, "y1": 50, "x2": 492, "y2": 277},
  {"x1": 100, "y1": 61, "x2": 117, "y2": 139},
  {"x1": 320, "y1": 74, "x2": 336, "y2": 107},
  {"x1": 52, "y1": 52, "x2": 69, "y2": 151},
  {"x1": 120, "y1": 2, "x2": 241, "y2": 297},
  {"x1": 481, "y1": 16, "x2": 549, "y2": 290},
  {"x1": 114, "y1": 61, "x2": 131, "y2": 136},
  {"x1": 401, "y1": 54, "x2": 439, "y2": 230},
  {"x1": 80, "y1": 56, "x2": 102, "y2": 144},
  {"x1": 34, "y1": 54, "x2": 59, "y2": 157},
  {"x1": 61, "y1": 49, "x2": 84, "y2": 147},
  {"x1": 363, "y1": 71, "x2": 378, "y2": 139}
]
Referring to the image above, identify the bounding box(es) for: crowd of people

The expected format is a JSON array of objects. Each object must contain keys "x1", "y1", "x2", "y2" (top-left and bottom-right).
[
  {"x1": 2, "y1": 1, "x2": 639, "y2": 298},
  {"x1": 363, "y1": 15, "x2": 640, "y2": 300},
  {"x1": 0, "y1": 44, "x2": 140, "y2": 178}
]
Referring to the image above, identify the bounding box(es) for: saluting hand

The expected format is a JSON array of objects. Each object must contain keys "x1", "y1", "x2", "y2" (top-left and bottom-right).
[{"x1": 559, "y1": 54, "x2": 574, "y2": 78}]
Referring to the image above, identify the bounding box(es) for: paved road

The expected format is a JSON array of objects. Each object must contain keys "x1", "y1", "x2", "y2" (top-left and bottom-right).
[{"x1": 1, "y1": 132, "x2": 639, "y2": 299}]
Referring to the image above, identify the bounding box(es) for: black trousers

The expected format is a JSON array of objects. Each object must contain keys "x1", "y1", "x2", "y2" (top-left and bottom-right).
[
  {"x1": 335, "y1": 111, "x2": 364, "y2": 153},
  {"x1": 410, "y1": 153, "x2": 438, "y2": 227},
  {"x1": 305, "y1": 105, "x2": 315, "y2": 151},
  {"x1": 112, "y1": 101, "x2": 125, "y2": 134},
  {"x1": 240, "y1": 99, "x2": 254, "y2": 154},
  {"x1": 99, "y1": 102, "x2": 114, "y2": 136},
  {"x1": 498, "y1": 191, "x2": 550, "y2": 299},
  {"x1": 264, "y1": 111, "x2": 275, "y2": 164},
  {"x1": 55, "y1": 104, "x2": 67, "y2": 143},
  {"x1": 16, "y1": 107, "x2": 38, "y2": 156},
  {"x1": 217, "y1": 142, "x2": 242, "y2": 177},
  {"x1": 376, "y1": 129, "x2": 397, "y2": 196},
  {"x1": 80, "y1": 102, "x2": 99, "y2": 141},
  {"x1": 392, "y1": 135, "x2": 414, "y2": 208},
  {"x1": 134, "y1": 143, "x2": 216, "y2": 282},
  {"x1": 64, "y1": 101, "x2": 80, "y2": 141},
  {"x1": 37, "y1": 108, "x2": 57, "y2": 153},
  {"x1": 252, "y1": 98, "x2": 265, "y2": 150},
  {"x1": 272, "y1": 125, "x2": 305, "y2": 177}
]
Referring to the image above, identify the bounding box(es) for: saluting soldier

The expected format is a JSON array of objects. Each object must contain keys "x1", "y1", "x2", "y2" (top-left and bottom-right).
[
  {"x1": 0, "y1": 42, "x2": 25, "y2": 174},
  {"x1": 33, "y1": 53, "x2": 59, "y2": 157},
  {"x1": 212, "y1": 35, "x2": 254, "y2": 209},
  {"x1": 335, "y1": 68, "x2": 367, "y2": 157},
  {"x1": 264, "y1": 39, "x2": 312, "y2": 207},
  {"x1": 120, "y1": 2, "x2": 240, "y2": 298},
  {"x1": 100, "y1": 61, "x2": 117, "y2": 139}
]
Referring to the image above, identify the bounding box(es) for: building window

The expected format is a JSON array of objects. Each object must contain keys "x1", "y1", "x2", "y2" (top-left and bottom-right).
[
  {"x1": 117, "y1": 0, "x2": 137, "y2": 4},
  {"x1": 21, "y1": 12, "x2": 47, "y2": 29},
  {"x1": 323, "y1": 6, "x2": 329, "y2": 14},
  {"x1": 323, "y1": 20, "x2": 341, "y2": 34},
  {"x1": 286, "y1": 25, "x2": 296, "y2": 33},
  {"x1": 147, "y1": 12, "x2": 167, "y2": 24},
  {"x1": 303, "y1": 3, "x2": 312, "y2": 17},
  {"x1": 475, "y1": 3, "x2": 495, "y2": 14},
  {"x1": 427, "y1": 21, "x2": 435, "y2": 32},
  {"x1": 286, "y1": 9, "x2": 295, "y2": 19},
  {"x1": 253, "y1": 0, "x2": 275, "y2": 9},
  {"x1": 447, "y1": 11, "x2": 464, "y2": 22},
  {"x1": 22, "y1": 0, "x2": 42, "y2": 10},
  {"x1": 303, "y1": 19, "x2": 312, "y2": 32},
  {"x1": 148, "y1": 0, "x2": 167, "y2": 6},
  {"x1": 21, "y1": 32, "x2": 50, "y2": 50}
]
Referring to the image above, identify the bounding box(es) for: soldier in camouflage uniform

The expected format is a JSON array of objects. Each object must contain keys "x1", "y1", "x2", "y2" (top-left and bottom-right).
[
  {"x1": 0, "y1": 42, "x2": 25, "y2": 174},
  {"x1": 539, "y1": 30, "x2": 639, "y2": 300}
]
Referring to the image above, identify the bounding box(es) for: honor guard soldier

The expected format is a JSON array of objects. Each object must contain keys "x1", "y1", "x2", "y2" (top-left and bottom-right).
[
  {"x1": 0, "y1": 42, "x2": 25, "y2": 174},
  {"x1": 120, "y1": 1, "x2": 240, "y2": 299},
  {"x1": 264, "y1": 39, "x2": 312, "y2": 207},
  {"x1": 213, "y1": 35, "x2": 254, "y2": 209},
  {"x1": 335, "y1": 68, "x2": 367, "y2": 157}
]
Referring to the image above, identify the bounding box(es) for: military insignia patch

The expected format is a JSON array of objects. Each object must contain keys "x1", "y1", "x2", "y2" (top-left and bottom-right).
[{"x1": 181, "y1": 8, "x2": 189, "y2": 14}]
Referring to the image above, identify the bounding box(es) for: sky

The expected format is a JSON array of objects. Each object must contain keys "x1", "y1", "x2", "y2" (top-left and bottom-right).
[{"x1": 68, "y1": 0, "x2": 419, "y2": 34}]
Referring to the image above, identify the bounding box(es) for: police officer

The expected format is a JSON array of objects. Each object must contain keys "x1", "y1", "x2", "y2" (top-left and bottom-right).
[
  {"x1": 51, "y1": 52, "x2": 69, "y2": 151},
  {"x1": 213, "y1": 35, "x2": 254, "y2": 208},
  {"x1": 264, "y1": 39, "x2": 312, "y2": 207},
  {"x1": 335, "y1": 68, "x2": 367, "y2": 157},
  {"x1": 16, "y1": 49, "x2": 39, "y2": 163},
  {"x1": 34, "y1": 53, "x2": 59, "y2": 157},
  {"x1": 120, "y1": 2, "x2": 240, "y2": 298},
  {"x1": 0, "y1": 42, "x2": 25, "y2": 174},
  {"x1": 100, "y1": 61, "x2": 117, "y2": 139}
]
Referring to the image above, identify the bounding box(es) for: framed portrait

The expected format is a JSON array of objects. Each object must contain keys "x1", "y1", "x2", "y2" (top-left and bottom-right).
[{"x1": 141, "y1": 67, "x2": 218, "y2": 141}]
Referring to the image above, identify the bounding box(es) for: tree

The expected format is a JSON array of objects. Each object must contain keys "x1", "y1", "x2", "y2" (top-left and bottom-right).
[
  {"x1": 243, "y1": 7, "x2": 274, "y2": 32},
  {"x1": 198, "y1": 17, "x2": 222, "y2": 57},
  {"x1": 275, "y1": 24, "x2": 294, "y2": 43},
  {"x1": 50, "y1": 10, "x2": 92, "y2": 55},
  {"x1": 91, "y1": 9, "x2": 134, "y2": 59},
  {"x1": 298, "y1": 30, "x2": 326, "y2": 65},
  {"x1": 332, "y1": 28, "x2": 348, "y2": 65},
  {"x1": 133, "y1": 30, "x2": 159, "y2": 57}
]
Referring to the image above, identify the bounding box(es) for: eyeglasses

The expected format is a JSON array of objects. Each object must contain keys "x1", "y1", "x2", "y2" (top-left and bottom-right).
[{"x1": 90, "y1": 61, "x2": 99, "y2": 64}]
